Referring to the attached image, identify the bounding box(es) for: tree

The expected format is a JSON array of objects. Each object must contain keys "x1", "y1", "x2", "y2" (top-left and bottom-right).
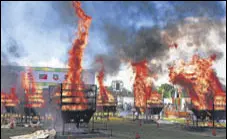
[{"x1": 157, "y1": 83, "x2": 176, "y2": 98}]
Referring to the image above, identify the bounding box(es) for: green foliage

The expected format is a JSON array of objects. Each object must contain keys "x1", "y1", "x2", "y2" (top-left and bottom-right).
[{"x1": 157, "y1": 83, "x2": 176, "y2": 98}]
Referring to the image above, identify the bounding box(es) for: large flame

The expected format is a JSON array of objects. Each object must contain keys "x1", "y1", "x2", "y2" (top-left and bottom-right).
[
  {"x1": 1, "y1": 88, "x2": 19, "y2": 107},
  {"x1": 169, "y1": 54, "x2": 226, "y2": 110},
  {"x1": 21, "y1": 68, "x2": 45, "y2": 108},
  {"x1": 131, "y1": 60, "x2": 162, "y2": 112},
  {"x1": 61, "y1": 1, "x2": 92, "y2": 111},
  {"x1": 21, "y1": 68, "x2": 36, "y2": 93},
  {"x1": 147, "y1": 91, "x2": 163, "y2": 107},
  {"x1": 96, "y1": 58, "x2": 115, "y2": 106}
]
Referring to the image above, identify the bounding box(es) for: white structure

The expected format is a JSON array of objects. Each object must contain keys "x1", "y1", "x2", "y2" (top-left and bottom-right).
[{"x1": 117, "y1": 96, "x2": 134, "y2": 110}]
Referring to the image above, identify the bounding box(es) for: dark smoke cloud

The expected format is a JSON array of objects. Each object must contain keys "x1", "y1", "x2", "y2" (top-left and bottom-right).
[
  {"x1": 164, "y1": 18, "x2": 226, "y2": 45},
  {"x1": 103, "y1": 23, "x2": 168, "y2": 62},
  {"x1": 1, "y1": 1, "x2": 225, "y2": 81},
  {"x1": 1, "y1": 52, "x2": 9, "y2": 65},
  {"x1": 222, "y1": 84, "x2": 226, "y2": 92},
  {"x1": 6, "y1": 37, "x2": 22, "y2": 58},
  {"x1": 148, "y1": 62, "x2": 164, "y2": 75},
  {"x1": 1, "y1": 40, "x2": 23, "y2": 96},
  {"x1": 92, "y1": 54, "x2": 121, "y2": 76},
  {"x1": 101, "y1": 1, "x2": 225, "y2": 76},
  {"x1": 123, "y1": 27, "x2": 168, "y2": 62},
  {"x1": 164, "y1": 18, "x2": 226, "y2": 59},
  {"x1": 207, "y1": 49, "x2": 224, "y2": 60},
  {"x1": 1, "y1": 65, "x2": 20, "y2": 92}
]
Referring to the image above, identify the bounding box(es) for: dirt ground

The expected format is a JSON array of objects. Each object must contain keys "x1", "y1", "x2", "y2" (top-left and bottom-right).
[{"x1": 1, "y1": 119, "x2": 226, "y2": 139}]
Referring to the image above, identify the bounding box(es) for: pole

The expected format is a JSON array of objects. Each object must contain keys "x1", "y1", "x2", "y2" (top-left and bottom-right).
[
  {"x1": 24, "y1": 89, "x2": 28, "y2": 123},
  {"x1": 212, "y1": 96, "x2": 216, "y2": 136},
  {"x1": 92, "y1": 96, "x2": 94, "y2": 132},
  {"x1": 92, "y1": 115, "x2": 94, "y2": 132},
  {"x1": 145, "y1": 93, "x2": 147, "y2": 121},
  {"x1": 107, "y1": 108, "x2": 109, "y2": 121},
  {"x1": 60, "y1": 83, "x2": 64, "y2": 135},
  {"x1": 133, "y1": 111, "x2": 135, "y2": 121},
  {"x1": 213, "y1": 97, "x2": 215, "y2": 129},
  {"x1": 92, "y1": 85, "x2": 96, "y2": 132}
]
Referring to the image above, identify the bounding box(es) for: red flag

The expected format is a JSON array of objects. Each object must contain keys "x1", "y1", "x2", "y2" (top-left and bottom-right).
[{"x1": 39, "y1": 74, "x2": 48, "y2": 80}]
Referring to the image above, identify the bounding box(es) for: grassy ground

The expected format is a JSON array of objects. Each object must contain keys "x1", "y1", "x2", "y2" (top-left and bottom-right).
[
  {"x1": 1, "y1": 118, "x2": 226, "y2": 139},
  {"x1": 163, "y1": 117, "x2": 226, "y2": 127}
]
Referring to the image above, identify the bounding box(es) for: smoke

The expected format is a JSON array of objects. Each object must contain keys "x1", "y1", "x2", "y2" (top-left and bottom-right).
[
  {"x1": 100, "y1": 1, "x2": 225, "y2": 85},
  {"x1": 163, "y1": 18, "x2": 226, "y2": 59},
  {"x1": 1, "y1": 1, "x2": 75, "y2": 67},
  {"x1": 91, "y1": 54, "x2": 121, "y2": 76},
  {"x1": 1, "y1": 31, "x2": 22, "y2": 93},
  {"x1": 1, "y1": 65, "x2": 19, "y2": 92},
  {"x1": 1, "y1": 1, "x2": 225, "y2": 88}
]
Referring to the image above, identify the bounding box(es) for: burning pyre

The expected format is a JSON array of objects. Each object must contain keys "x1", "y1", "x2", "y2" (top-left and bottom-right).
[
  {"x1": 96, "y1": 58, "x2": 116, "y2": 107},
  {"x1": 132, "y1": 60, "x2": 162, "y2": 113},
  {"x1": 21, "y1": 68, "x2": 45, "y2": 108},
  {"x1": 59, "y1": 1, "x2": 92, "y2": 111},
  {"x1": 1, "y1": 87, "x2": 19, "y2": 107},
  {"x1": 169, "y1": 54, "x2": 226, "y2": 111}
]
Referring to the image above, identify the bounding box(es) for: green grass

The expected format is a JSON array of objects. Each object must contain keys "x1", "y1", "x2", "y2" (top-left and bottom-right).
[
  {"x1": 163, "y1": 117, "x2": 186, "y2": 124},
  {"x1": 163, "y1": 118, "x2": 226, "y2": 127}
]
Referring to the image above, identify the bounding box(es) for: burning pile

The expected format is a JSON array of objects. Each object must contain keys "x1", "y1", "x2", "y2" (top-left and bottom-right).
[
  {"x1": 147, "y1": 91, "x2": 163, "y2": 108},
  {"x1": 169, "y1": 54, "x2": 226, "y2": 111},
  {"x1": 96, "y1": 58, "x2": 115, "y2": 107},
  {"x1": 132, "y1": 60, "x2": 162, "y2": 113},
  {"x1": 21, "y1": 68, "x2": 45, "y2": 108},
  {"x1": 60, "y1": 1, "x2": 92, "y2": 111},
  {"x1": 1, "y1": 88, "x2": 19, "y2": 107}
]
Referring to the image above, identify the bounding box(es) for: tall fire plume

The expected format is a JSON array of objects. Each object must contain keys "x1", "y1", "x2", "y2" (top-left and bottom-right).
[
  {"x1": 132, "y1": 60, "x2": 162, "y2": 113},
  {"x1": 169, "y1": 54, "x2": 226, "y2": 110},
  {"x1": 21, "y1": 68, "x2": 44, "y2": 108},
  {"x1": 96, "y1": 58, "x2": 115, "y2": 106},
  {"x1": 61, "y1": 1, "x2": 92, "y2": 111}
]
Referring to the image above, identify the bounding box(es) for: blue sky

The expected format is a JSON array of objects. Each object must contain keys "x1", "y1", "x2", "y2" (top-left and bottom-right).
[{"x1": 1, "y1": 1, "x2": 226, "y2": 89}]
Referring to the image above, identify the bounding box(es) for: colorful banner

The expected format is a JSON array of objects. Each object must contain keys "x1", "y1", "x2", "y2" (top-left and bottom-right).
[
  {"x1": 53, "y1": 74, "x2": 59, "y2": 81},
  {"x1": 4, "y1": 66, "x2": 95, "y2": 89},
  {"x1": 39, "y1": 74, "x2": 48, "y2": 80}
]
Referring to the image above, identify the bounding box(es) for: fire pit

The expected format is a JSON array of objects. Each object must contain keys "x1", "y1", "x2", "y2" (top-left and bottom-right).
[
  {"x1": 190, "y1": 104, "x2": 226, "y2": 120},
  {"x1": 1, "y1": 88, "x2": 19, "y2": 113},
  {"x1": 96, "y1": 97, "x2": 117, "y2": 113},
  {"x1": 135, "y1": 104, "x2": 163, "y2": 116},
  {"x1": 50, "y1": 83, "x2": 97, "y2": 134},
  {"x1": 147, "y1": 104, "x2": 164, "y2": 115}
]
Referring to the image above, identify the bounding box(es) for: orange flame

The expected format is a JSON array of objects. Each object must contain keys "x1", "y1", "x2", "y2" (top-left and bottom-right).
[
  {"x1": 21, "y1": 68, "x2": 45, "y2": 108},
  {"x1": 96, "y1": 58, "x2": 115, "y2": 106},
  {"x1": 61, "y1": 1, "x2": 92, "y2": 111},
  {"x1": 21, "y1": 68, "x2": 36, "y2": 93},
  {"x1": 1, "y1": 88, "x2": 19, "y2": 107},
  {"x1": 147, "y1": 91, "x2": 162, "y2": 107},
  {"x1": 169, "y1": 54, "x2": 226, "y2": 110},
  {"x1": 132, "y1": 60, "x2": 162, "y2": 112}
]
